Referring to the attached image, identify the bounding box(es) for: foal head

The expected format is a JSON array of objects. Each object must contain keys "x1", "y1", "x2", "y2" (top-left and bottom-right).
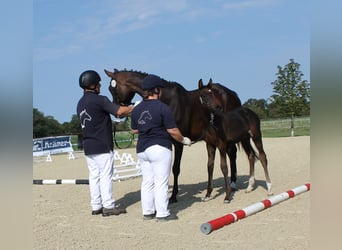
[
  {"x1": 104, "y1": 69, "x2": 147, "y2": 105},
  {"x1": 198, "y1": 78, "x2": 225, "y2": 114}
]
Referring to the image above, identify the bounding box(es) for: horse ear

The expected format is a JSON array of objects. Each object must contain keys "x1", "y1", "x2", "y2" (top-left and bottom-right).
[
  {"x1": 198, "y1": 79, "x2": 203, "y2": 89},
  {"x1": 208, "y1": 78, "x2": 213, "y2": 89}
]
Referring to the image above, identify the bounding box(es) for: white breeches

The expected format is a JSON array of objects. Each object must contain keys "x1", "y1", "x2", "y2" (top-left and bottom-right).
[
  {"x1": 138, "y1": 145, "x2": 172, "y2": 218},
  {"x1": 86, "y1": 151, "x2": 115, "y2": 210}
]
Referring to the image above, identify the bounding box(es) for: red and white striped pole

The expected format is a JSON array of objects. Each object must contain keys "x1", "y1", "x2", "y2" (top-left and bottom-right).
[{"x1": 200, "y1": 183, "x2": 310, "y2": 235}]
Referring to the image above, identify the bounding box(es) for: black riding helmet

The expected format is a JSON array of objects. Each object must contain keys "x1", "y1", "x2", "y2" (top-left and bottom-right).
[
  {"x1": 142, "y1": 74, "x2": 164, "y2": 90},
  {"x1": 79, "y1": 70, "x2": 101, "y2": 89}
]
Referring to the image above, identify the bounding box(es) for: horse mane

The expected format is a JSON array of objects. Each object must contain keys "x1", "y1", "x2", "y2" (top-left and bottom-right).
[
  {"x1": 113, "y1": 68, "x2": 148, "y2": 76},
  {"x1": 113, "y1": 68, "x2": 186, "y2": 91}
]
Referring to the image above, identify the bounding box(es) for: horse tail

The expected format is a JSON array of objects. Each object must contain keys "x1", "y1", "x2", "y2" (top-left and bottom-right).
[{"x1": 247, "y1": 130, "x2": 260, "y2": 161}]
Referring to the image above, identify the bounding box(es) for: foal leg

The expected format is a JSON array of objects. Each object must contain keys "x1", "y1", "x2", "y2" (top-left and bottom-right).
[
  {"x1": 253, "y1": 137, "x2": 273, "y2": 195},
  {"x1": 227, "y1": 143, "x2": 237, "y2": 191},
  {"x1": 218, "y1": 145, "x2": 231, "y2": 203},
  {"x1": 249, "y1": 111, "x2": 273, "y2": 195},
  {"x1": 246, "y1": 153, "x2": 256, "y2": 193},
  {"x1": 241, "y1": 140, "x2": 256, "y2": 193},
  {"x1": 202, "y1": 143, "x2": 216, "y2": 201}
]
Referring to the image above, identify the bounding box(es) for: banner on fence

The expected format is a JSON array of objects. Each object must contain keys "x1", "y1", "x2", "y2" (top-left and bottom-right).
[{"x1": 33, "y1": 136, "x2": 74, "y2": 157}]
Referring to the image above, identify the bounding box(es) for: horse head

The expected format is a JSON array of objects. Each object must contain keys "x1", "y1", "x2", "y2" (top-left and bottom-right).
[
  {"x1": 104, "y1": 69, "x2": 147, "y2": 106},
  {"x1": 198, "y1": 78, "x2": 241, "y2": 113},
  {"x1": 198, "y1": 78, "x2": 224, "y2": 113}
]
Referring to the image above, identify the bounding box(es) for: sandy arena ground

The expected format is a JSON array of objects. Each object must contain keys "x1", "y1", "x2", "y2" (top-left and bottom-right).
[{"x1": 33, "y1": 136, "x2": 310, "y2": 250}]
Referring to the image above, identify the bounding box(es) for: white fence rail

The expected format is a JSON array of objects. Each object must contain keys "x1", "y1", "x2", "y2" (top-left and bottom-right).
[{"x1": 261, "y1": 116, "x2": 310, "y2": 131}]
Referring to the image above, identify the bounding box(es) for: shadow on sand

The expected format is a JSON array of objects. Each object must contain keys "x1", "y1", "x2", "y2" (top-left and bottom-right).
[{"x1": 115, "y1": 175, "x2": 270, "y2": 214}]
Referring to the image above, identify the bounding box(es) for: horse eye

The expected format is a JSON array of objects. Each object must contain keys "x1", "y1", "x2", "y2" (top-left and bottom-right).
[{"x1": 111, "y1": 79, "x2": 117, "y2": 88}]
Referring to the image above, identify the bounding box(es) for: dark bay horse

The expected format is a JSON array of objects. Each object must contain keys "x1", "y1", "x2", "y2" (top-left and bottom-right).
[
  {"x1": 198, "y1": 79, "x2": 273, "y2": 195},
  {"x1": 104, "y1": 69, "x2": 241, "y2": 203}
]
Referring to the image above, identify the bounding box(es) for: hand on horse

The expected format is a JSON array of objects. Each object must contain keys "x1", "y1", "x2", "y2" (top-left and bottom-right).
[{"x1": 182, "y1": 137, "x2": 191, "y2": 146}]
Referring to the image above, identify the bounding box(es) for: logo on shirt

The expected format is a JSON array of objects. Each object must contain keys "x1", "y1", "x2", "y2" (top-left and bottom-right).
[
  {"x1": 138, "y1": 110, "x2": 152, "y2": 124},
  {"x1": 79, "y1": 109, "x2": 92, "y2": 128}
]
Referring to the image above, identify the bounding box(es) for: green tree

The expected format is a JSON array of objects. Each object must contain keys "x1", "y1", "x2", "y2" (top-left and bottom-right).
[
  {"x1": 33, "y1": 108, "x2": 48, "y2": 138},
  {"x1": 62, "y1": 114, "x2": 82, "y2": 135},
  {"x1": 45, "y1": 115, "x2": 63, "y2": 136},
  {"x1": 269, "y1": 59, "x2": 310, "y2": 135},
  {"x1": 243, "y1": 98, "x2": 269, "y2": 119},
  {"x1": 33, "y1": 108, "x2": 64, "y2": 138}
]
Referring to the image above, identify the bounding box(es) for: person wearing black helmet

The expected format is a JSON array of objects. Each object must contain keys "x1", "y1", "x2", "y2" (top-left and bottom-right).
[
  {"x1": 77, "y1": 70, "x2": 134, "y2": 217},
  {"x1": 131, "y1": 74, "x2": 191, "y2": 222}
]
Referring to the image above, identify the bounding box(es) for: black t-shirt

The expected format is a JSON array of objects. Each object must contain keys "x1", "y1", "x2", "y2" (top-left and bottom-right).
[
  {"x1": 131, "y1": 99, "x2": 177, "y2": 153},
  {"x1": 77, "y1": 91, "x2": 120, "y2": 155}
]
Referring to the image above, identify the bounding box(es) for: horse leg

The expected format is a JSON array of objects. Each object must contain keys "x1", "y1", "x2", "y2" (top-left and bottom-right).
[
  {"x1": 169, "y1": 142, "x2": 184, "y2": 203},
  {"x1": 253, "y1": 137, "x2": 273, "y2": 195},
  {"x1": 202, "y1": 143, "x2": 216, "y2": 201},
  {"x1": 227, "y1": 143, "x2": 238, "y2": 191},
  {"x1": 219, "y1": 143, "x2": 231, "y2": 203},
  {"x1": 249, "y1": 111, "x2": 272, "y2": 195},
  {"x1": 241, "y1": 140, "x2": 256, "y2": 193},
  {"x1": 246, "y1": 153, "x2": 256, "y2": 193}
]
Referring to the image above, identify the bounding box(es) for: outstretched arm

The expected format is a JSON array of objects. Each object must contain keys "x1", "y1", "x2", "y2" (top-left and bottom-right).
[
  {"x1": 116, "y1": 105, "x2": 134, "y2": 117},
  {"x1": 167, "y1": 128, "x2": 191, "y2": 146}
]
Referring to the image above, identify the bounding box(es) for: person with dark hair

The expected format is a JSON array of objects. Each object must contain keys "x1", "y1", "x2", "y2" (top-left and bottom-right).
[
  {"x1": 131, "y1": 74, "x2": 191, "y2": 222},
  {"x1": 77, "y1": 70, "x2": 133, "y2": 217}
]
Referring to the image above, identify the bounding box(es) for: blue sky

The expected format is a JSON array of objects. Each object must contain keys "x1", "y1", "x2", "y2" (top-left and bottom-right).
[{"x1": 33, "y1": 0, "x2": 310, "y2": 123}]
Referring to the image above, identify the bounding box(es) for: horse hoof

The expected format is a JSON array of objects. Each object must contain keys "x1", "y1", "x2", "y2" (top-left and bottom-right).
[
  {"x1": 223, "y1": 199, "x2": 230, "y2": 204},
  {"x1": 230, "y1": 182, "x2": 238, "y2": 191},
  {"x1": 245, "y1": 188, "x2": 252, "y2": 193},
  {"x1": 169, "y1": 197, "x2": 178, "y2": 203},
  {"x1": 201, "y1": 196, "x2": 212, "y2": 202},
  {"x1": 267, "y1": 192, "x2": 274, "y2": 196}
]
